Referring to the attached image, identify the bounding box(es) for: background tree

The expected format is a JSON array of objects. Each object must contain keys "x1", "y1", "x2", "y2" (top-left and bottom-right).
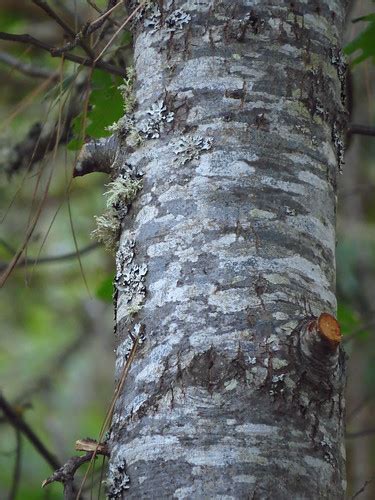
[{"x1": 0, "y1": 1, "x2": 374, "y2": 499}]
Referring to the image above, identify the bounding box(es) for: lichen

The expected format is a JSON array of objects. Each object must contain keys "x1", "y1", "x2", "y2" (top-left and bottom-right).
[
  {"x1": 92, "y1": 161, "x2": 144, "y2": 252},
  {"x1": 106, "y1": 455, "x2": 130, "y2": 499},
  {"x1": 104, "y1": 177, "x2": 143, "y2": 209},
  {"x1": 137, "y1": 99, "x2": 174, "y2": 139},
  {"x1": 141, "y1": 5, "x2": 191, "y2": 34},
  {"x1": 173, "y1": 134, "x2": 213, "y2": 165},
  {"x1": 107, "y1": 67, "x2": 136, "y2": 133},
  {"x1": 331, "y1": 120, "x2": 345, "y2": 173},
  {"x1": 115, "y1": 238, "x2": 148, "y2": 326},
  {"x1": 91, "y1": 209, "x2": 120, "y2": 253}
]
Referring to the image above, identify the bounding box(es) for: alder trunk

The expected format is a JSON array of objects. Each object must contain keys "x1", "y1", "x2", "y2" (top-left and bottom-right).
[{"x1": 107, "y1": 1, "x2": 349, "y2": 498}]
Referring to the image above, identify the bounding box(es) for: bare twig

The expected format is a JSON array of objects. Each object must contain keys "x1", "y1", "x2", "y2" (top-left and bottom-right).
[
  {"x1": 86, "y1": 0, "x2": 122, "y2": 32},
  {"x1": 0, "y1": 242, "x2": 100, "y2": 272},
  {"x1": 43, "y1": 441, "x2": 108, "y2": 498},
  {"x1": 0, "y1": 393, "x2": 61, "y2": 470},
  {"x1": 0, "y1": 238, "x2": 16, "y2": 255},
  {"x1": 95, "y1": 1, "x2": 145, "y2": 62},
  {"x1": 0, "y1": 32, "x2": 126, "y2": 77},
  {"x1": 32, "y1": 0, "x2": 95, "y2": 59},
  {"x1": 86, "y1": 0, "x2": 122, "y2": 28},
  {"x1": 76, "y1": 337, "x2": 140, "y2": 498},
  {"x1": 0, "y1": 51, "x2": 58, "y2": 80},
  {"x1": 348, "y1": 123, "x2": 375, "y2": 137},
  {"x1": 346, "y1": 428, "x2": 375, "y2": 439},
  {"x1": 351, "y1": 478, "x2": 374, "y2": 499},
  {"x1": 42, "y1": 452, "x2": 93, "y2": 499},
  {"x1": 8, "y1": 429, "x2": 22, "y2": 500}
]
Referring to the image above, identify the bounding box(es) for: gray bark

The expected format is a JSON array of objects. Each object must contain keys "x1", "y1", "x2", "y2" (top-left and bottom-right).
[{"x1": 106, "y1": 1, "x2": 349, "y2": 498}]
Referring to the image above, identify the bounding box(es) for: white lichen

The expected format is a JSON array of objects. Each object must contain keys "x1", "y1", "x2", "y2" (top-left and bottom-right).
[
  {"x1": 173, "y1": 135, "x2": 213, "y2": 165},
  {"x1": 106, "y1": 455, "x2": 130, "y2": 498},
  {"x1": 165, "y1": 9, "x2": 191, "y2": 31},
  {"x1": 142, "y1": 5, "x2": 191, "y2": 34},
  {"x1": 137, "y1": 99, "x2": 174, "y2": 139},
  {"x1": 115, "y1": 239, "x2": 148, "y2": 323}
]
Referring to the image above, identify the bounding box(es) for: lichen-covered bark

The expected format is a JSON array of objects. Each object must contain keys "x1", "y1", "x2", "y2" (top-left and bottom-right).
[{"x1": 107, "y1": 1, "x2": 348, "y2": 498}]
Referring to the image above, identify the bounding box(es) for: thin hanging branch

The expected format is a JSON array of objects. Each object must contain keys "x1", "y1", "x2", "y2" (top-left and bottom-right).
[
  {"x1": 8, "y1": 429, "x2": 22, "y2": 500},
  {"x1": 0, "y1": 393, "x2": 61, "y2": 470},
  {"x1": 32, "y1": 0, "x2": 95, "y2": 59},
  {"x1": 0, "y1": 51, "x2": 58, "y2": 80},
  {"x1": 0, "y1": 242, "x2": 100, "y2": 272},
  {"x1": 0, "y1": 32, "x2": 126, "y2": 77},
  {"x1": 348, "y1": 123, "x2": 375, "y2": 137}
]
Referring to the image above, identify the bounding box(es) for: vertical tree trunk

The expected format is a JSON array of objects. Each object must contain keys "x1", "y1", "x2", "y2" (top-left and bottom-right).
[{"x1": 107, "y1": 1, "x2": 349, "y2": 498}]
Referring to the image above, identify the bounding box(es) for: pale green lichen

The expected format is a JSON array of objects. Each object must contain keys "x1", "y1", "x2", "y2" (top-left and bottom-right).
[
  {"x1": 91, "y1": 177, "x2": 143, "y2": 252},
  {"x1": 104, "y1": 177, "x2": 143, "y2": 208},
  {"x1": 107, "y1": 66, "x2": 136, "y2": 133},
  {"x1": 91, "y1": 209, "x2": 120, "y2": 253},
  {"x1": 118, "y1": 66, "x2": 136, "y2": 115}
]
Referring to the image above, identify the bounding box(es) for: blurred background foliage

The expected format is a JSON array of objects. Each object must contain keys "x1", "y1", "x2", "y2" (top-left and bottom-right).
[{"x1": 0, "y1": 0, "x2": 374, "y2": 499}]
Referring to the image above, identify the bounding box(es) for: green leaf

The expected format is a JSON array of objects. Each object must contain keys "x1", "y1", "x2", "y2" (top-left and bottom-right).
[
  {"x1": 337, "y1": 302, "x2": 360, "y2": 334},
  {"x1": 68, "y1": 69, "x2": 124, "y2": 150},
  {"x1": 95, "y1": 275, "x2": 114, "y2": 302},
  {"x1": 344, "y1": 12, "x2": 375, "y2": 65}
]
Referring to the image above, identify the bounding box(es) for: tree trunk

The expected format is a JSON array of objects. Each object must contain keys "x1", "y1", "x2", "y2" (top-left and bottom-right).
[{"x1": 106, "y1": 1, "x2": 349, "y2": 498}]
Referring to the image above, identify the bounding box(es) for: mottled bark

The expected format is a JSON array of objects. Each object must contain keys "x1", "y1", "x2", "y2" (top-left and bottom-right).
[{"x1": 107, "y1": 1, "x2": 348, "y2": 498}]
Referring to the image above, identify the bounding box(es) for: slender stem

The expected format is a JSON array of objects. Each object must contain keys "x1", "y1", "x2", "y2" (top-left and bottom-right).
[
  {"x1": 0, "y1": 51, "x2": 58, "y2": 79},
  {"x1": 0, "y1": 32, "x2": 126, "y2": 77},
  {"x1": 0, "y1": 393, "x2": 61, "y2": 470},
  {"x1": 348, "y1": 123, "x2": 375, "y2": 137},
  {"x1": 0, "y1": 242, "x2": 100, "y2": 272}
]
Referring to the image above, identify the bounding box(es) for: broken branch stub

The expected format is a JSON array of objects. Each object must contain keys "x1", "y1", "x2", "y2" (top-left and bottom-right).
[{"x1": 299, "y1": 312, "x2": 342, "y2": 372}]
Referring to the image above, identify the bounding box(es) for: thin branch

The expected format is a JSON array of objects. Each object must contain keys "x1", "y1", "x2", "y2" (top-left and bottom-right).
[
  {"x1": 352, "y1": 479, "x2": 374, "y2": 499},
  {"x1": 32, "y1": 0, "x2": 95, "y2": 59},
  {"x1": 346, "y1": 428, "x2": 375, "y2": 439},
  {"x1": 348, "y1": 123, "x2": 375, "y2": 137},
  {"x1": 86, "y1": 0, "x2": 122, "y2": 28},
  {"x1": 8, "y1": 429, "x2": 22, "y2": 500},
  {"x1": 86, "y1": 0, "x2": 123, "y2": 33},
  {"x1": 0, "y1": 32, "x2": 126, "y2": 77},
  {"x1": 0, "y1": 242, "x2": 100, "y2": 272},
  {"x1": 0, "y1": 51, "x2": 58, "y2": 80},
  {"x1": 42, "y1": 452, "x2": 93, "y2": 499},
  {"x1": 94, "y1": 1, "x2": 145, "y2": 62},
  {"x1": 52, "y1": 0, "x2": 85, "y2": 27},
  {"x1": 0, "y1": 238, "x2": 16, "y2": 255},
  {"x1": 0, "y1": 393, "x2": 61, "y2": 470}
]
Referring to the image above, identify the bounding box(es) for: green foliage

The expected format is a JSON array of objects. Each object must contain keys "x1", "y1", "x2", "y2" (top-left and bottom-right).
[
  {"x1": 344, "y1": 13, "x2": 375, "y2": 65},
  {"x1": 0, "y1": 10, "x2": 27, "y2": 32},
  {"x1": 96, "y1": 275, "x2": 114, "y2": 303},
  {"x1": 68, "y1": 69, "x2": 124, "y2": 151}
]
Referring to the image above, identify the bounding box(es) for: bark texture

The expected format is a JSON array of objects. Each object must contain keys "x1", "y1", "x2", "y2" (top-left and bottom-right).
[{"x1": 107, "y1": 1, "x2": 348, "y2": 498}]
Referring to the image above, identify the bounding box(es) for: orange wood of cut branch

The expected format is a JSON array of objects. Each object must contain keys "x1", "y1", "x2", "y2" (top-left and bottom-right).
[{"x1": 317, "y1": 313, "x2": 342, "y2": 349}]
